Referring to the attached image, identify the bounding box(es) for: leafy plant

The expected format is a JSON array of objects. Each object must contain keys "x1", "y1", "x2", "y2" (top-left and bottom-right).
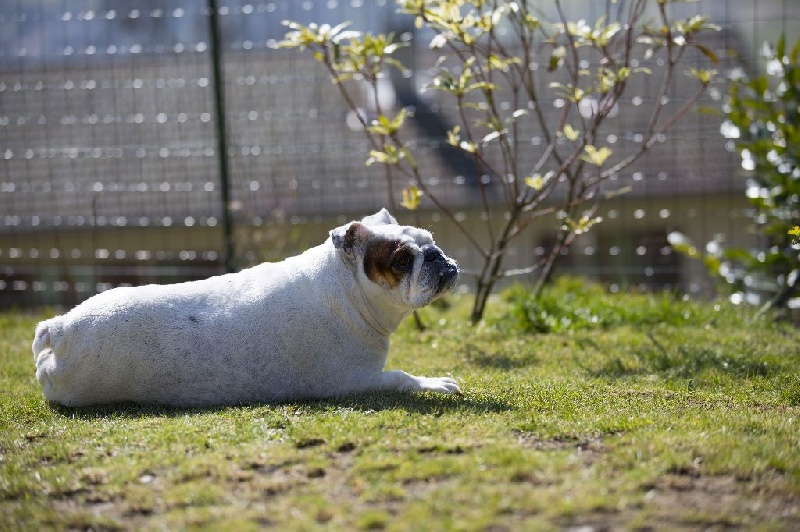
[
  {"x1": 789, "y1": 225, "x2": 800, "y2": 245},
  {"x1": 670, "y1": 35, "x2": 800, "y2": 314},
  {"x1": 493, "y1": 276, "x2": 758, "y2": 334},
  {"x1": 279, "y1": 0, "x2": 718, "y2": 321}
]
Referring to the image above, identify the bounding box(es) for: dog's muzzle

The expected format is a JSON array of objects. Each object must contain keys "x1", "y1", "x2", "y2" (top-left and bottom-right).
[{"x1": 422, "y1": 245, "x2": 459, "y2": 294}]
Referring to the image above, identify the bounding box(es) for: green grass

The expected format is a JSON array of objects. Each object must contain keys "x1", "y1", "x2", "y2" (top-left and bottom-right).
[{"x1": 2, "y1": 279, "x2": 799, "y2": 530}]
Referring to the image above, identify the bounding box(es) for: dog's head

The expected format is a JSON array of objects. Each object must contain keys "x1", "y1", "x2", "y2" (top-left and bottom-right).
[{"x1": 331, "y1": 209, "x2": 459, "y2": 309}]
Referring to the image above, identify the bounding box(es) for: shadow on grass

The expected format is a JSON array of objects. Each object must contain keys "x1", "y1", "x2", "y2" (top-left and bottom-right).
[
  {"x1": 320, "y1": 390, "x2": 512, "y2": 414},
  {"x1": 464, "y1": 343, "x2": 536, "y2": 369},
  {"x1": 49, "y1": 391, "x2": 511, "y2": 420}
]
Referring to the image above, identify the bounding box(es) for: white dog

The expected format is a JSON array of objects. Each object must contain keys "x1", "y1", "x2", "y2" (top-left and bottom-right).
[{"x1": 32, "y1": 209, "x2": 461, "y2": 407}]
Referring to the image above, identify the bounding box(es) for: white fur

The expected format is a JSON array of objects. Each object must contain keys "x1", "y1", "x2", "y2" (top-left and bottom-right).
[{"x1": 32, "y1": 210, "x2": 461, "y2": 407}]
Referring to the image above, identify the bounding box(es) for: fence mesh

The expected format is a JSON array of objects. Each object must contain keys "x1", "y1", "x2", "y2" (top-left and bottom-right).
[{"x1": 1, "y1": 0, "x2": 798, "y2": 307}]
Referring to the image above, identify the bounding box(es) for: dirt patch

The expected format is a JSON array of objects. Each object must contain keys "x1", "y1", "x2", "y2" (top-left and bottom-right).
[
  {"x1": 551, "y1": 472, "x2": 799, "y2": 531},
  {"x1": 513, "y1": 431, "x2": 798, "y2": 528},
  {"x1": 515, "y1": 430, "x2": 610, "y2": 461},
  {"x1": 16, "y1": 437, "x2": 800, "y2": 530},
  {"x1": 641, "y1": 471, "x2": 799, "y2": 528}
]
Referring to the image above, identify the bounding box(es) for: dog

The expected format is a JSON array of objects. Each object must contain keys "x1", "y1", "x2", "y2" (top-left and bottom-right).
[{"x1": 32, "y1": 209, "x2": 461, "y2": 407}]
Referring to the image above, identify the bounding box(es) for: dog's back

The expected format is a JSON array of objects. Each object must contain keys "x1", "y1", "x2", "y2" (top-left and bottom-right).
[{"x1": 29, "y1": 249, "x2": 363, "y2": 407}]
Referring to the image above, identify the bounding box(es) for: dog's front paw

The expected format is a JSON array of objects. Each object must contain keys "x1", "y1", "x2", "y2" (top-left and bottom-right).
[
  {"x1": 379, "y1": 370, "x2": 462, "y2": 395},
  {"x1": 413, "y1": 376, "x2": 462, "y2": 395}
]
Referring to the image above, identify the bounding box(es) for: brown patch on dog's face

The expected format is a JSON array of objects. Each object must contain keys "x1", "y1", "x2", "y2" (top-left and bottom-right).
[{"x1": 363, "y1": 238, "x2": 414, "y2": 289}]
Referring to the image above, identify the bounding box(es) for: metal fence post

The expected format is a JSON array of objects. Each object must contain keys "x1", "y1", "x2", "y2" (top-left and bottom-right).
[{"x1": 207, "y1": 0, "x2": 235, "y2": 273}]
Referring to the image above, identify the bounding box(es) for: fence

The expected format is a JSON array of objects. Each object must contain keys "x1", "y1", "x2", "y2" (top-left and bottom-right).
[{"x1": 1, "y1": 0, "x2": 798, "y2": 308}]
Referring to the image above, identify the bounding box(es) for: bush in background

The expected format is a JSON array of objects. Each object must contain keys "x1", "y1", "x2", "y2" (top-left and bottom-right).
[{"x1": 670, "y1": 35, "x2": 800, "y2": 315}]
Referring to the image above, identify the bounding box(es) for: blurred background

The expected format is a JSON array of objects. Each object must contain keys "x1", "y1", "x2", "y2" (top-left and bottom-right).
[{"x1": 1, "y1": 0, "x2": 798, "y2": 308}]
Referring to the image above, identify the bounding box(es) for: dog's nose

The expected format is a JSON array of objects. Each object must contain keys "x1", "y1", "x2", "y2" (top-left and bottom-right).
[{"x1": 422, "y1": 245, "x2": 444, "y2": 263}]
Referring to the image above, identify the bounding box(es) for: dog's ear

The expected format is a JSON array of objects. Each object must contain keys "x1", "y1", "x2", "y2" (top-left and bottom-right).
[
  {"x1": 330, "y1": 221, "x2": 371, "y2": 261},
  {"x1": 361, "y1": 208, "x2": 397, "y2": 227}
]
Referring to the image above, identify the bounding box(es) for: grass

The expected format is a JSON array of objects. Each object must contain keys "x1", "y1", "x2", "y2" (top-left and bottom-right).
[{"x1": 2, "y1": 278, "x2": 799, "y2": 530}]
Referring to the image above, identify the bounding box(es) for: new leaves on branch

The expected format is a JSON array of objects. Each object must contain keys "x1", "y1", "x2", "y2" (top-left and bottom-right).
[
  {"x1": 279, "y1": 0, "x2": 718, "y2": 321},
  {"x1": 401, "y1": 186, "x2": 424, "y2": 210},
  {"x1": 580, "y1": 145, "x2": 613, "y2": 167},
  {"x1": 367, "y1": 108, "x2": 412, "y2": 136}
]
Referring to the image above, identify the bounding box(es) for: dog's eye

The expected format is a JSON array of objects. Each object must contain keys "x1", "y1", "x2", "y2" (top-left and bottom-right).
[{"x1": 393, "y1": 253, "x2": 413, "y2": 271}]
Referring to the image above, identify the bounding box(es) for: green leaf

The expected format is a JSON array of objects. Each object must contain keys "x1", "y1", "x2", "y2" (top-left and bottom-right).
[
  {"x1": 525, "y1": 174, "x2": 550, "y2": 191},
  {"x1": 561, "y1": 124, "x2": 580, "y2": 141},
  {"x1": 459, "y1": 140, "x2": 477, "y2": 153},
  {"x1": 693, "y1": 43, "x2": 719, "y2": 65},
  {"x1": 525, "y1": 176, "x2": 543, "y2": 191},
  {"x1": 562, "y1": 213, "x2": 603, "y2": 236},
  {"x1": 401, "y1": 186, "x2": 423, "y2": 210},
  {"x1": 549, "y1": 82, "x2": 585, "y2": 102},
  {"x1": 776, "y1": 34, "x2": 786, "y2": 60},
  {"x1": 580, "y1": 145, "x2": 612, "y2": 166},
  {"x1": 548, "y1": 46, "x2": 566, "y2": 72},
  {"x1": 751, "y1": 75, "x2": 769, "y2": 96},
  {"x1": 603, "y1": 186, "x2": 632, "y2": 199},
  {"x1": 673, "y1": 15, "x2": 720, "y2": 38},
  {"x1": 466, "y1": 81, "x2": 496, "y2": 94},
  {"x1": 790, "y1": 226, "x2": 800, "y2": 244},
  {"x1": 703, "y1": 255, "x2": 722, "y2": 275},
  {"x1": 447, "y1": 126, "x2": 461, "y2": 147},
  {"x1": 391, "y1": 108, "x2": 410, "y2": 130},
  {"x1": 365, "y1": 150, "x2": 389, "y2": 166},
  {"x1": 365, "y1": 145, "x2": 406, "y2": 167},
  {"x1": 668, "y1": 232, "x2": 699, "y2": 258},
  {"x1": 367, "y1": 109, "x2": 411, "y2": 136},
  {"x1": 687, "y1": 68, "x2": 717, "y2": 84},
  {"x1": 487, "y1": 54, "x2": 520, "y2": 71}
]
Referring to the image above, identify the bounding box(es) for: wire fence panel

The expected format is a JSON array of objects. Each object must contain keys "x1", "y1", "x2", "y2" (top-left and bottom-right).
[{"x1": 0, "y1": 1, "x2": 798, "y2": 307}]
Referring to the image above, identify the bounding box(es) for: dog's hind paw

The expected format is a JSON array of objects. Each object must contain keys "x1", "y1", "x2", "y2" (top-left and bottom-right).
[{"x1": 32, "y1": 322, "x2": 52, "y2": 358}]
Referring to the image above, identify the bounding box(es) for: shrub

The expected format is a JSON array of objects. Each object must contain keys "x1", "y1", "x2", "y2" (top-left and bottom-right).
[{"x1": 670, "y1": 35, "x2": 800, "y2": 314}]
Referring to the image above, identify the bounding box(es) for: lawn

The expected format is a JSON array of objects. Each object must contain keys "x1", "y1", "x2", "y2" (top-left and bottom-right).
[{"x1": 2, "y1": 279, "x2": 799, "y2": 530}]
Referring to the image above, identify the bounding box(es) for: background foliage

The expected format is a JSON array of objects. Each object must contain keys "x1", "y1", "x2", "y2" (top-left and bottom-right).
[{"x1": 671, "y1": 35, "x2": 800, "y2": 313}]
